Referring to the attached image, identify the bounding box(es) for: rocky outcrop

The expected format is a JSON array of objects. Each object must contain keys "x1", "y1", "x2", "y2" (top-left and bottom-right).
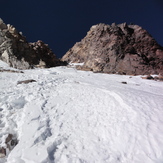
[
  {"x1": 0, "y1": 147, "x2": 6, "y2": 158},
  {"x1": 29, "y1": 40, "x2": 65, "y2": 68},
  {"x1": 0, "y1": 18, "x2": 65, "y2": 69},
  {"x1": 0, "y1": 134, "x2": 18, "y2": 158},
  {"x1": 62, "y1": 23, "x2": 163, "y2": 75},
  {"x1": 142, "y1": 75, "x2": 163, "y2": 81}
]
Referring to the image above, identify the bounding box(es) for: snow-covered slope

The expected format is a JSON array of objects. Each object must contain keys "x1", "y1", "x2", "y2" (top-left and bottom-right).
[{"x1": 0, "y1": 61, "x2": 163, "y2": 163}]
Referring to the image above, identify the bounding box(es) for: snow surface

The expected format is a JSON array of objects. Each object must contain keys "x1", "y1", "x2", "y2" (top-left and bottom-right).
[
  {"x1": 0, "y1": 61, "x2": 163, "y2": 163},
  {"x1": 0, "y1": 60, "x2": 10, "y2": 69}
]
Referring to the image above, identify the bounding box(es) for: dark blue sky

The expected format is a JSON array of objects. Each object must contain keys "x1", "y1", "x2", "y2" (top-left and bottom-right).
[{"x1": 0, "y1": 0, "x2": 163, "y2": 58}]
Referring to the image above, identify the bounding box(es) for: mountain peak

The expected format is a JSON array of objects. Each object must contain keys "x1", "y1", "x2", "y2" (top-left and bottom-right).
[
  {"x1": 0, "y1": 18, "x2": 65, "y2": 69},
  {"x1": 62, "y1": 23, "x2": 163, "y2": 75}
]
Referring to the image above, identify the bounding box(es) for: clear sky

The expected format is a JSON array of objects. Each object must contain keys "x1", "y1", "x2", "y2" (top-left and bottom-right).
[{"x1": 0, "y1": 0, "x2": 163, "y2": 58}]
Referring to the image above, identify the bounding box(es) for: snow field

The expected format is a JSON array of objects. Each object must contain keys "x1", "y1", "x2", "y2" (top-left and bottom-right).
[{"x1": 0, "y1": 63, "x2": 163, "y2": 163}]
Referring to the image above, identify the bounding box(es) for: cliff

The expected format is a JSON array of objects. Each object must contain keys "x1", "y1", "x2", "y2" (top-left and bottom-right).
[
  {"x1": 62, "y1": 23, "x2": 163, "y2": 75},
  {"x1": 0, "y1": 18, "x2": 65, "y2": 69}
]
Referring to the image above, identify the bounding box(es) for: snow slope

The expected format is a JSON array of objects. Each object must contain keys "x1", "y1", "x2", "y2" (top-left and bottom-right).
[{"x1": 0, "y1": 61, "x2": 163, "y2": 163}]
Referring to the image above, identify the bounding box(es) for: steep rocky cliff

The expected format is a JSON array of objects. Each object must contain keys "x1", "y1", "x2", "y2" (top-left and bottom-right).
[
  {"x1": 0, "y1": 18, "x2": 64, "y2": 69},
  {"x1": 62, "y1": 23, "x2": 163, "y2": 75}
]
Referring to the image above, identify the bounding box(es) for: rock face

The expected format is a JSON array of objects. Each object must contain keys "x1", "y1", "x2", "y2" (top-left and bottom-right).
[
  {"x1": 62, "y1": 23, "x2": 163, "y2": 75},
  {"x1": 29, "y1": 40, "x2": 65, "y2": 68},
  {"x1": 0, "y1": 133, "x2": 18, "y2": 158},
  {"x1": 0, "y1": 18, "x2": 64, "y2": 69}
]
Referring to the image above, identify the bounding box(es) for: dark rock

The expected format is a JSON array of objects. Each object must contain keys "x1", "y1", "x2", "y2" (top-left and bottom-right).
[
  {"x1": 62, "y1": 23, "x2": 163, "y2": 75},
  {"x1": 0, "y1": 133, "x2": 18, "y2": 158},
  {"x1": 5, "y1": 134, "x2": 13, "y2": 144},
  {"x1": 0, "y1": 69, "x2": 24, "y2": 73},
  {"x1": 121, "y1": 82, "x2": 127, "y2": 84},
  {"x1": 147, "y1": 75, "x2": 163, "y2": 81},
  {"x1": 5, "y1": 133, "x2": 18, "y2": 151},
  {"x1": 142, "y1": 75, "x2": 154, "y2": 80},
  {"x1": 11, "y1": 139, "x2": 17, "y2": 146},
  {"x1": 0, "y1": 147, "x2": 6, "y2": 158},
  {"x1": 17, "y1": 79, "x2": 36, "y2": 84},
  {"x1": 29, "y1": 40, "x2": 66, "y2": 68},
  {"x1": 0, "y1": 18, "x2": 65, "y2": 69},
  {"x1": 147, "y1": 75, "x2": 154, "y2": 80}
]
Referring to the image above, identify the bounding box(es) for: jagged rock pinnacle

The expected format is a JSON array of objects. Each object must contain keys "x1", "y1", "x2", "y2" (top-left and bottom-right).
[
  {"x1": 62, "y1": 23, "x2": 163, "y2": 75},
  {"x1": 0, "y1": 18, "x2": 65, "y2": 69}
]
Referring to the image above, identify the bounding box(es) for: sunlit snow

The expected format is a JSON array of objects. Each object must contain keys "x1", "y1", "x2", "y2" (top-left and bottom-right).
[{"x1": 0, "y1": 61, "x2": 163, "y2": 163}]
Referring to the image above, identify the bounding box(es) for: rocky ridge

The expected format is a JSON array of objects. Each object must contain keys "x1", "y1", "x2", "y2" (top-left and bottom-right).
[
  {"x1": 0, "y1": 18, "x2": 64, "y2": 69},
  {"x1": 62, "y1": 23, "x2": 163, "y2": 75}
]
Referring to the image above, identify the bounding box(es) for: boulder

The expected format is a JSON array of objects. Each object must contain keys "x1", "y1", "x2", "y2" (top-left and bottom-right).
[
  {"x1": 141, "y1": 75, "x2": 154, "y2": 80},
  {"x1": 0, "y1": 147, "x2": 6, "y2": 158}
]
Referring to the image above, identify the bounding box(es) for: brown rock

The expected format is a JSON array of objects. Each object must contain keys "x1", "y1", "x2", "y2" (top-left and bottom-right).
[
  {"x1": 5, "y1": 133, "x2": 18, "y2": 151},
  {"x1": 141, "y1": 75, "x2": 154, "y2": 80},
  {"x1": 0, "y1": 69, "x2": 23, "y2": 73},
  {"x1": 154, "y1": 75, "x2": 163, "y2": 81},
  {"x1": 0, "y1": 147, "x2": 6, "y2": 158},
  {"x1": 5, "y1": 134, "x2": 13, "y2": 144},
  {"x1": 17, "y1": 79, "x2": 36, "y2": 84},
  {"x1": 62, "y1": 23, "x2": 163, "y2": 75},
  {"x1": 29, "y1": 40, "x2": 66, "y2": 68},
  {"x1": 121, "y1": 82, "x2": 127, "y2": 84},
  {"x1": 0, "y1": 18, "x2": 66, "y2": 69}
]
